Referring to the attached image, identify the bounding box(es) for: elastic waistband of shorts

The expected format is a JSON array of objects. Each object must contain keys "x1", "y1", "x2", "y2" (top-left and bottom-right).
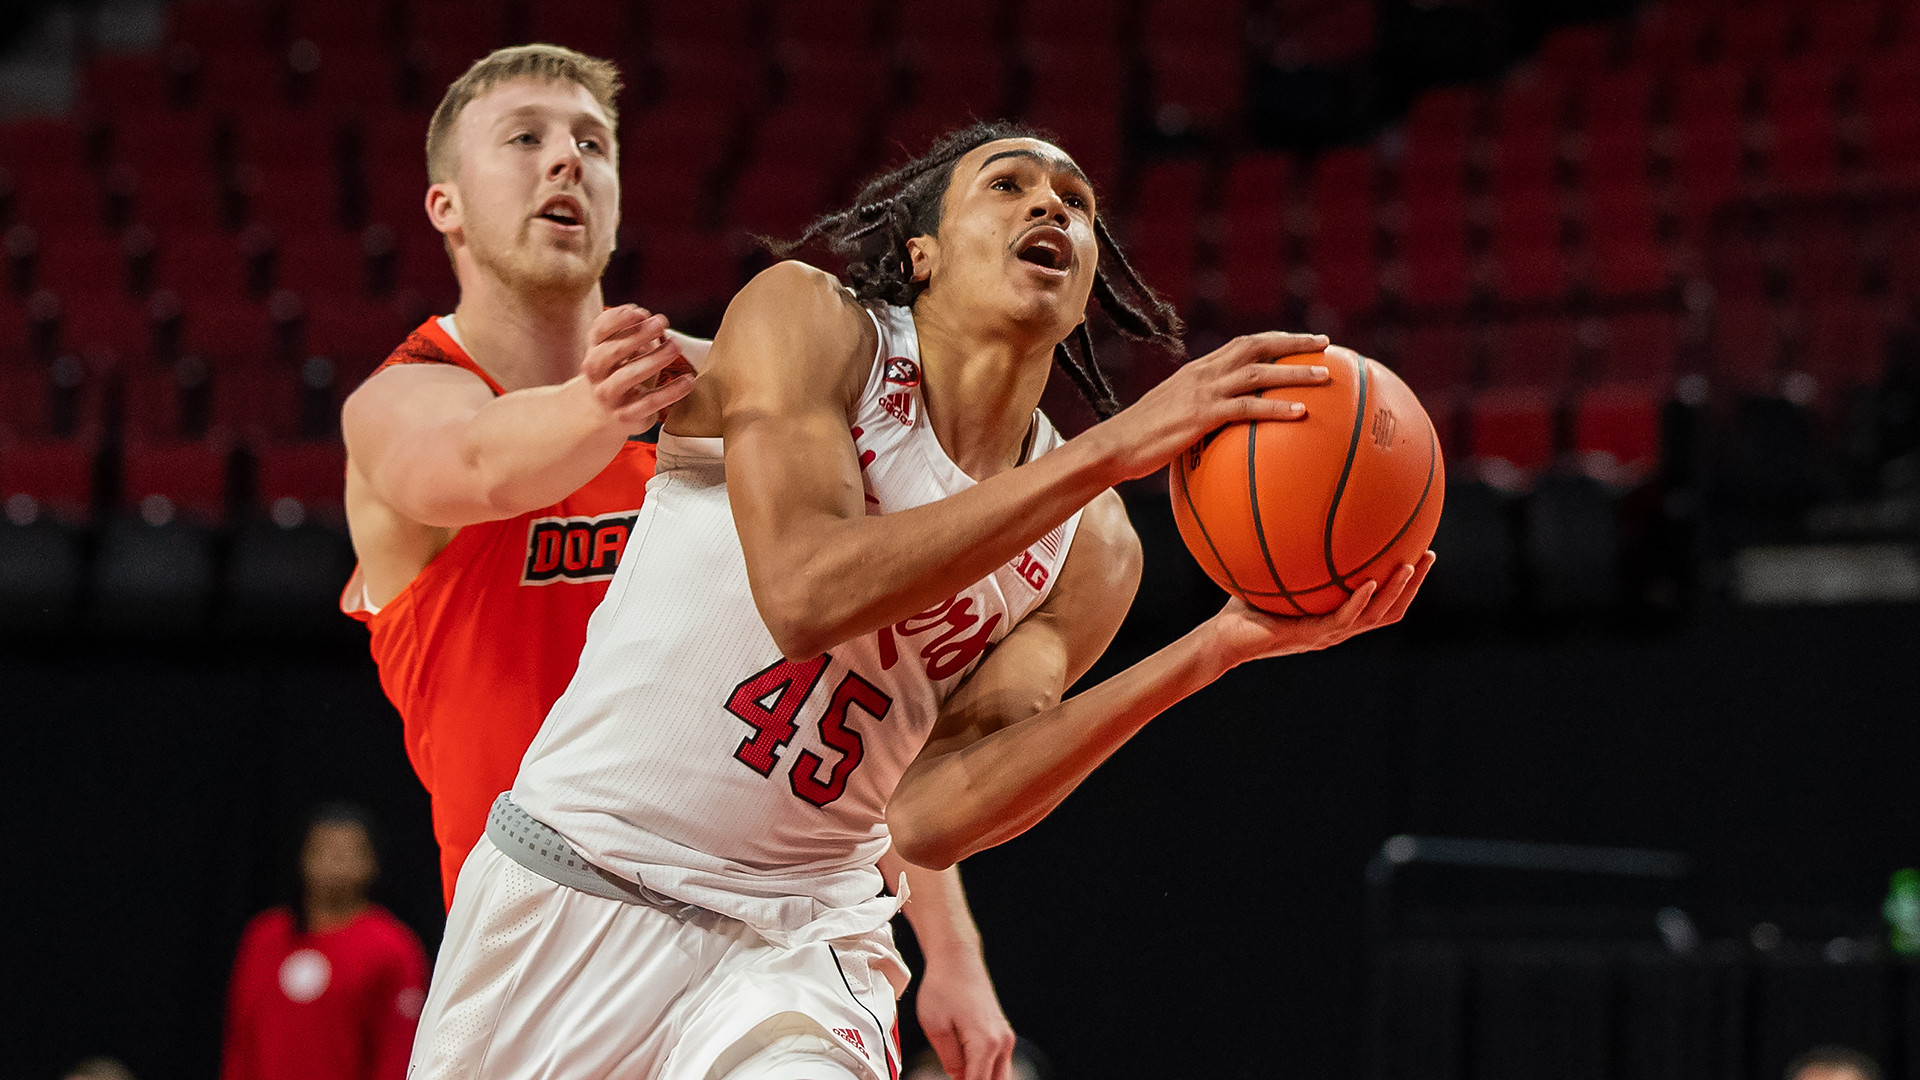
[{"x1": 486, "y1": 793, "x2": 708, "y2": 921}]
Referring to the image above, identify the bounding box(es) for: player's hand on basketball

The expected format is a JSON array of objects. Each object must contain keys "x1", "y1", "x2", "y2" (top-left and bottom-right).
[
  {"x1": 915, "y1": 954, "x2": 1016, "y2": 1080},
  {"x1": 1099, "y1": 331, "x2": 1335, "y2": 480},
  {"x1": 1207, "y1": 551, "x2": 1436, "y2": 663},
  {"x1": 579, "y1": 304, "x2": 697, "y2": 429}
]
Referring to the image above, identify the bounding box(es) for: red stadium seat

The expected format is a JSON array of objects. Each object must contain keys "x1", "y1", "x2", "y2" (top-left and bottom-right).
[
  {"x1": 1491, "y1": 239, "x2": 1571, "y2": 306},
  {"x1": 770, "y1": 0, "x2": 882, "y2": 47},
  {"x1": 81, "y1": 54, "x2": 170, "y2": 113},
  {"x1": 1141, "y1": 0, "x2": 1243, "y2": 47},
  {"x1": 1467, "y1": 386, "x2": 1557, "y2": 478},
  {"x1": 198, "y1": 49, "x2": 290, "y2": 112},
  {"x1": 1671, "y1": 129, "x2": 1745, "y2": 241},
  {"x1": 1311, "y1": 147, "x2": 1376, "y2": 230},
  {"x1": 1597, "y1": 310, "x2": 1681, "y2": 383},
  {"x1": 1535, "y1": 22, "x2": 1618, "y2": 81},
  {"x1": 1020, "y1": 107, "x2": 1119, "y2": 191},
  {"x1": 1022, "y1": 44, "x2": 1125, "y2": 115},
  {"x1": 651, "y1": 0, "x2": 758, "y2": 48},
  {"x1": 1311, "y1": 245, "x2": 1379, "y2": 322},
  {"x1": 1802, "y1": 296, "x2": 1889, "y2": 391},
  {"x1": 0, "y1": 436, "x2": 96, "y2": 524},
  {"x1": 896, "y1": 1, "x2": 998, "y2": 47},
  {"x1": 651, "y1": 42, "x2": 769, "y2": 114},
  {"x1": 522, "y1": 0, "x2": 634, "y2": 56},
  {"x1": 243, "y1": 165, "x2": 343, "y2": 234},
  {"x1": 252, "y1": 437, "x2": 347, "y2": 523},
  {"x1": 1713, "y1": 298, "x2": 1782, "y2": 391},
  {"x1": 1399, "y1": 246, "x2": 1472, "y2": 311},
  {"x1": 277, "y1": 230, "x2": 368, "y2": 298},
  {"x1": 155, "y1": 232, "x2": 249, "y2": 305},
  {"x1": 635, "y1": 230, "x2": 741, "y2": 315},
  {"x1": 120, "y1": 437, "x2": 231, "y2": 525},
  {"x1": 727, "y1": 163, "x2": 831, "y2": 239},
  {"x1": 1587, "y1": 232, "x2": 1670, "y2": 302},
  {"x1": 749, "y1": 105, "x2": 865, "y2": 173},
  {"x1": 1013, "y1": 0, "x2": 1123, "y2": 48},
  {"x1": 1764, "y1": 114, "x2": 1840, "y2": 198},
  {"x1": 1570, "y1": 383, "x2": 1662, "y2": 477},
  {"x1": 1147, "y1": 44, "x2": 1244, "y2": 135},
  {"x1": 778, "y1": 46, "x2": 890, "y2": 110},
  {"x1": 1393, "y1": 321, "x2": 1475, "y2": 397},
  {"x1": 1489, "y1": 125, "x2": 1558, "y2": 201},
  {"x1": 1720, "y1": 1, "x2": 1796, "y2": 64},
  {"x1": 1487, "y1": 316, "x2": 1575, "y2": 387},
  {"x1": 1224, "y1": 152, "x2": 1292, "y2": 219},
  {"x1": 1809, "y1": 2, "x2": 1883, "y2": 55},
  {"x1": 1126, "y1": 164, "x2": 1203, "y2": 311},
  {"x1": 902, "y1": 44, "x2": 1009, "y2": 124},
  {"x1": 1626, "y1": 4, "x2": 1711, "y2": 71}
]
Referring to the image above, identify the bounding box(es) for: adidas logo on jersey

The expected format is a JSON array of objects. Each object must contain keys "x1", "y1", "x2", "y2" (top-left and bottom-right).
[
  {"x1": 879, "y1": 391, "x2": 914, "y2": 427},
  {"x1": 831, "y1": 1027, "x2": 867, "y2": 1054},
  {"x1": 522, "y1": 510, "x2": 638, "y2": 585}
]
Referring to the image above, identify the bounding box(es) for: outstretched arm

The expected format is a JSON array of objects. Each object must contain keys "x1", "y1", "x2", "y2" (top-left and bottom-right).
[
  {"x1": 343, "y1": 305, "x2": 694, "y2": 530},
  {"x1": 877, "y1": 851, "x2": 1016, "y2": 1080},
  {"x1": 886, "y1": 492, "x2": 1434, "y2": 870},
  {"x1": 699, "y1": 261, "x2": 1332, "y2": 659}
]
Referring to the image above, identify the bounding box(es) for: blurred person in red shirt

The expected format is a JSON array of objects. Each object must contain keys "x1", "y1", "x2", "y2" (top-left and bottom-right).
[{"x1": 220, "y1": 804, "x2": 428, "y2": 1080}]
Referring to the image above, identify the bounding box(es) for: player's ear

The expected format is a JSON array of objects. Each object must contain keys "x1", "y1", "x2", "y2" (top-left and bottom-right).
[
  {"x1": 426, "y1": 182, "x2": 461, "y2": 238},
  {"x1": 906, "y1": 235, "x2": 937, "y2": 284}
]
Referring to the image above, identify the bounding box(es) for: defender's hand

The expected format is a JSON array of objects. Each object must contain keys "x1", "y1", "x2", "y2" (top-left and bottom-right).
[
  {"x1": 916, "y1": 953, "x2": 1016, "y2": 1080},
  {"x1": 580, "y1": 305, "x2": 697, "y2": 429},
  {"x1": 1095, "y1": 331, "x2": 1334, "y2": 481},
  {"x1": 1202, "y1": 552, "x2": 1435, "y2": 666}
]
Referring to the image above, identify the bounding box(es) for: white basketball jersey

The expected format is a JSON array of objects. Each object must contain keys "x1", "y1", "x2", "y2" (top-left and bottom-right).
[{"x1": 513, "y1": 302, "x2": 1083, "y2": 947}]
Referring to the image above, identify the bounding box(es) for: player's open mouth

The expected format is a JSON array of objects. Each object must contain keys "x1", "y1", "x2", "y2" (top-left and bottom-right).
[
  {"x1": 1014, "y1": 226, "x2": 1073, "y2": 276},
  {"x1": 535, "y1": 195, "x2": 586, "y2": 230}
]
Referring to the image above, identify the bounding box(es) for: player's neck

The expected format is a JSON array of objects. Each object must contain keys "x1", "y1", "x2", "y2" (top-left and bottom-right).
[
  {"x1": 450, "y1": 274, "x2": 603, "y2": 392},
  {"x1": 911, "y1": 303, "x2": 1054, "y2": 480},
  {"x1": 302, "y1": 890, "x2": 369, "y2": 935}
]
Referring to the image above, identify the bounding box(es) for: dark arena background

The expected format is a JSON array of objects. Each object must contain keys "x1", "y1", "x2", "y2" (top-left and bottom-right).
[{"x1": 4, "y1": 1, "x2": 1920, "y2": 1078}]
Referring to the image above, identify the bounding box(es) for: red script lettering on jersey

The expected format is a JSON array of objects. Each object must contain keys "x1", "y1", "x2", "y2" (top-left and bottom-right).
[{"x1": 875, "y1": 595, "x2": 1002, "y2": 681}]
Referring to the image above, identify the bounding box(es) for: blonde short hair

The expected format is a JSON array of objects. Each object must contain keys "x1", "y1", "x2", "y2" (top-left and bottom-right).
[{"x1": 425, "y1": 44, "x2": 622, "y2": 183}]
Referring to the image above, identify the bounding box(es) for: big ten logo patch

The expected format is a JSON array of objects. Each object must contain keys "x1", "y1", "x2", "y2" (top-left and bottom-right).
[
  {"x1": 1008, "y1": 525, "x2": 1064, "y2": 592},
  {"x1": 877, "y1": 593, "x2": 1002, "y2": 681},
  {"x1": 522, "y1": 510, "x2": 638, "y2": 585}
]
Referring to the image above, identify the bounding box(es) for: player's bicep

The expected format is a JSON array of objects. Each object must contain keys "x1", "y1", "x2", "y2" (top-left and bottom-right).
[
  {"x1": 341, "y1": 363, "x2": 498, "y2": 522},
  {"x1": 708, "y1": 263, "x2": 876, "y2": 623},
  {"x1": 919, "y1": 489, "x2": 1143, "y2": 759}
]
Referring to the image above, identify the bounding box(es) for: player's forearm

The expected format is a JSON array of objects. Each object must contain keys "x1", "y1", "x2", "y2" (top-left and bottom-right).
[
  {"x1": 747, "y1": 430, "x2": 1128, "y2": 658},
  {"x1": 878, "y1": 849, "x2": 986, "y2": 962},
  {"x1": 888, "y1": 624, "x2": 1235, "y2": 869},
  {"x1": 434, "y1": 378, "x2": 631, "y2": 524}
]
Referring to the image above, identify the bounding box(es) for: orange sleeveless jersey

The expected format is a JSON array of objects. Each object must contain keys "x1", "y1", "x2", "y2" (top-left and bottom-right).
[{"x1": 342, "y1": 318, "x2": 656, "y2": 907}]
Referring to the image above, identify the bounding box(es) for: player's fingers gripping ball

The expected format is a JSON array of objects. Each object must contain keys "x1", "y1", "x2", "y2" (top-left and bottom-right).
[{"x1": 1170, "y1": 346, "x2": 1444, "y2": 616}]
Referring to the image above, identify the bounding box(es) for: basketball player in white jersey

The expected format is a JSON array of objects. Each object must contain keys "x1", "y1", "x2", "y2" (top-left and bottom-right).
[
  {"x1": 409, "y1": 122, "x2": 1432, "y2": 1080},
  {"x1": 346, "y1": 50, "x2": 1018, "y2": 1080}
]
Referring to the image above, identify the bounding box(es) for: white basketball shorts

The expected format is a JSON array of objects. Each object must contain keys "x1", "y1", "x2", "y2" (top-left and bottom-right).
[{"x1": 408, "y1": 836, "x2": 906, "y2": 1080}]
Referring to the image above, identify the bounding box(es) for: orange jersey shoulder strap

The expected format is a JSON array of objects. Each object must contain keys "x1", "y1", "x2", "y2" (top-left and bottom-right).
[{"x1": 373, "y1": 318, "x2": 507, "y2": 397}]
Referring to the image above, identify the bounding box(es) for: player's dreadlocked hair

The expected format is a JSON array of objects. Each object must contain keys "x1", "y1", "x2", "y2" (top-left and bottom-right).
[{"x1": 772, "y1": 121, "x2": 1185, "y2": 419}]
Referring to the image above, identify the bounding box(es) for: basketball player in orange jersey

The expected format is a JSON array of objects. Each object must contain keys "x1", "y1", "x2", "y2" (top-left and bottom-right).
[
  {"x1": 341, "y1": 47, "x2": 1018, "y2": 1080},
  {"x1": 408, "y1": 122, "x2": 1433, "y2": 1080}
]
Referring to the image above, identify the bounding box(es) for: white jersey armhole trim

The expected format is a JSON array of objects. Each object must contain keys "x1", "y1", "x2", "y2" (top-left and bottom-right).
[{"x1": 436, "y1": 313, "x2": 466, "y2": 351}]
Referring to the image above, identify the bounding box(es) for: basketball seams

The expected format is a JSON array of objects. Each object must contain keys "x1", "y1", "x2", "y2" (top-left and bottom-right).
[
  {"x1": 1331, "y1": 420, "x2": 1439, "y2": 587},
  {"x1": 1320, "y1": 354, "x2": 1371, "y2": 596},
  {"x1": 1243, "y1": 414, "x2": 1310, "y2": 615}
]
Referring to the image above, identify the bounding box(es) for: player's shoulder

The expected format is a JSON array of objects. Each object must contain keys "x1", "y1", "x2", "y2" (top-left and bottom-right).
[
  {"x1": 708, "y1": 260, "x2": 878, "y2": 404},
  {"x1": 727, "y1": 260, "x2": 875, "y2": 350},
  {"x1": 239, "y1": 906, "x2": 296, "y2": 946},
  {"x1": 1075, "y1": 488, "x2": 1143, "y2": 570}
]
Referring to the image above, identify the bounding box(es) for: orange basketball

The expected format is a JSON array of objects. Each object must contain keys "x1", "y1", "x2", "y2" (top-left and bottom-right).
[{"x1": 1169, "y1": 347, "x2": 1445, "y2": 616}]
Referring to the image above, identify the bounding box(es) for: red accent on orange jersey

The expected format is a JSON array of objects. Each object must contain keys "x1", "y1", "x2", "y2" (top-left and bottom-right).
[{"x1": 343, "y1": 318, "x2": 656, "y2": 907}]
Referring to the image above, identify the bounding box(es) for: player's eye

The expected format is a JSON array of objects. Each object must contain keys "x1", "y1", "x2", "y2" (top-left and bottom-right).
[
  {"x1": 989, "y1": 176, "x2": 1018, "y2": 192},
  {"x1": 1063, "y1": 193, "x2": 1088, "y2": 210},
  {"x1": 577, "y1": 138, "x2": 603, "y2": 154},
  {"x1": 510, "y1": 132, "x2": 538, "y2": 146}
]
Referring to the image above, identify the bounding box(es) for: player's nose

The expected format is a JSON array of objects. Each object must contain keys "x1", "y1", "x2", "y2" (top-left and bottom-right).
[
  {"x1": 546, "y1": 140, "x2": 584, "y2": 184},
  {"x1": 1025, "y1": 189, "x2": 1069, "y2": 227}
]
